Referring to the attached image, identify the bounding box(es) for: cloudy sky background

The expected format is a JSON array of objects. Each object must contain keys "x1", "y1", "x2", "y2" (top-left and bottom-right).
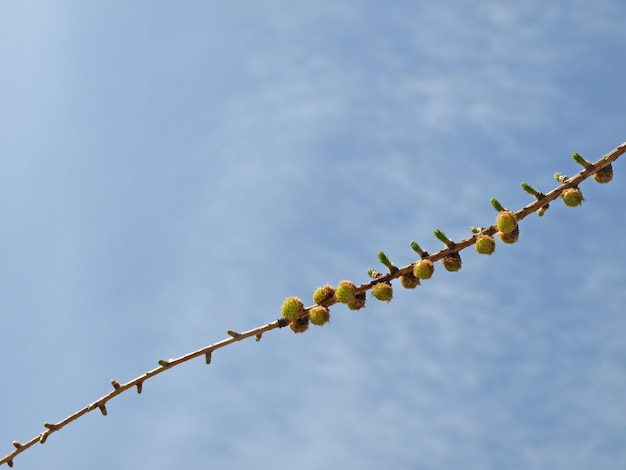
[{"x1": 1, "y1": 2, "x2": 626, "y2": 469}]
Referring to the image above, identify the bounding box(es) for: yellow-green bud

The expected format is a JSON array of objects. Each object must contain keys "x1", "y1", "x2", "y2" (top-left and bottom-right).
[
  {"x1": 289, "y1": 315, "x2": 309, "y2": 333},
  {"x1": 496, "y1": 210, "x2": 517, "y2": 234},
  {"x1": 413, "y1": 259, "x2": 434, "y2": 280},
  {"x1": 312, "y1": 284, "x2": 335, "y2": 304},
  {"x1": 400, "y1": 272, "x2": 420, "y2": 289},
  {"x1": 475, "y1": 234, "x2": 496, "y2": 255},
  {"x1": 309, "y1": 306, "x2": 330, "y2": 326},
  {"x1": 498, "y1": 225, "x2": 520, "y2": 244},
  {"x1": 335, "y1": 280, "x2": 356, "y2": 304},
  {"x1": 442, "y1": 253, "x2": 462, "y2": 272},
  {"x1": 561, "y1": 187, "x2": 584, "y2": 207},
  {"x1": 281, "y1": 296, "x2": 304, "y2": 322},
  {"x1": 347, "y1": 292, "x2": 366, "y2": 310},
  {"x1": 594, "y1": 165, "x2": 613, "y2": 184},
  {"x1": 372, "y1": 282, "x2": 393, "y2": 302}
]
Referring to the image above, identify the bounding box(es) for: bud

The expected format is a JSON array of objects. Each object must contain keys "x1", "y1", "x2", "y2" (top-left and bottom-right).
[
  {"x1": 399, "y1": 272, "x2": 420, "y2": 289},
  {"x1": 281, "y1": 296, "x2": 304, "y2": 322},
  {"x1": 413, "y1": 259, "x2": 434, "y2": 280},
  {"x1": 594, "y1": 164, "x2": 613, "y2": 184},
  {"x1": 335, "y1": 280, "x2": 356, "y2": 304},
  {"x1": 312, "y1": 285, "x2": 335, "y2": 304},
  {"x1": 475, "y1": 234, "x2": 496, "y2": 255},
  {"x1": 498, "y1": 225, "x2": 520, "y2": 244},
  {"x1": 289, "y1": 315, "x2": 309, "y2": 333},
  {"x1": 347, "y1": 292, "x2": 367, "y2": 310},
  {"x1": 496, "y1": 210, "x2": 517, "y2": 234},
  {"x1": 561, "y1": 187, "x2": 584, "y2": 207},
  {"x1": 372, "y1": 282, "x2": 393, "y2": 302},
  {"x1": 309, "y1": 306, "x2": 331, "y2": 326},
  {"x1": 441, "y1": 252, "x2": 462, "y2": 272}
]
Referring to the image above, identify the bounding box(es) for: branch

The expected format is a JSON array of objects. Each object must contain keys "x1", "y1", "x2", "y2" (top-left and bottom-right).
[{"x1": 2, "y1": 141, "x2": 625, "y2": 467}]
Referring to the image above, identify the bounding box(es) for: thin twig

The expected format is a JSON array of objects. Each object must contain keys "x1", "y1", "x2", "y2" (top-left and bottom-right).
[{"x1": 1, "y1": 141, "x2": 625, "y2": 467}]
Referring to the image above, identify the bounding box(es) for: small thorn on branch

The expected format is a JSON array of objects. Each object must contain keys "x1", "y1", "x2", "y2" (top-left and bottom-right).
[
  {"x1": 227, "y1": 330, "x2": 241, "y2": 339},
  {"x1": 136, "y1": 382, "x2": 143, "y2": 394},
  {"x1": 255, "y1": 333, "x2": 263, "y2": 342},
  {"x1": 43, "y1": 422, "x2": 58, "y2": 431},
  {"x1": 110, "y1": 379, "x2": 121, "y2": 390},
  {"x1": 12, "y1": 441, "x2": 22, "y2": 449},
  {"x1": 205, "y1": 352, "x2": 212, "y2": 364},
  {"x1": 98, "y1": 405, "x2": 107, "y2": 416},
  {"x1": 158, "y1": 359, "x2": 170, "y2": 367}
]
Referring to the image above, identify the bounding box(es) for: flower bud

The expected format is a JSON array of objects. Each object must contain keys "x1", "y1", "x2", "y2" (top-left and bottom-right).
[
  {"x1": 372, "y1": 282, "x2": 393, "y2": 302},
  {"x1": 594, "y1": 164, "x2": 613, "y2": 184},
  {"x1": 399, "y1": 272, "x2": 420, "y2": 289},
  {"x1": 312, "y1": 284, "x2": 335, "y2": 304},
  {"x1": 498, "y1": 225, "x2": 520, "y2": 244},
  {"x1": 496, "y1": 210, "x2": 517, "y2": 233},
  {"x1": 281, "y1": 296, "x2": 304, "y2": 322},
  {"x1": 289, "y1": 315, "x2": 309, "y2": 333},
  {"x1": 413, "y1": 259, "x2": 434, "y2": 280},
  {"x1": 347, "y1": 292, "x2": 366, "y2": 310},
  {"x1": 475, "y1": 234, "x2": 496, "y2": 255},
  {"x1": 442, "y1": 253, "x2": 462, "y2": 272},
  {"x1": 309, "y1": 306, "x2": 331, "y2": 326},
  {"x1": 335, "y1": 280, "x2": 356, "y2": 304},
  {"x1": 561, "y1": 187, "x2": 584, "y2": 207}
]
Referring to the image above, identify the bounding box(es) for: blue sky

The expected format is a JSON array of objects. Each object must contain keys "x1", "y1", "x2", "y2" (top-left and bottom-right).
[{"x1": 1, "y1": 2, "x2": 626, "y2": 469}]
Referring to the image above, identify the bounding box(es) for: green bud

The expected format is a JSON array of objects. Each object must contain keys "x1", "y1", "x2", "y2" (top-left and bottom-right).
[
  {"x1": 335, "y1": 280, "x2": 356, "y2": 304},
  {"x1": 433, "y1": 228, "x2": 453, "y2": 246},
  {"x1": 309, "y1": 306, "x2": 330, "y2": 326},
  {"x1": 312, "y1": 285, "x2": 335, "y2": 304},
  {"x1": 372, "y1": 282, "x2": 393, "y2": 302},
  {"x1": 572, "y1": 152, "x2": 590, "y2": 167},
  {"x1": 496, "y1": 210, "x2": 517, "y2": 233},
  {"x1": 490, "y1": 198, "x2": 505, "y2": 212},
  {"x1": 475, "y1": 234, "x2": 495, "y2": 255},
  {"x1": 561, "y1": 187, "x2": 584, "y2": 207},
  {"x1": 413, "y1": 259, "x2": 434, "y2": 280},
  {"x1": 281, "y1": 296, "x2": 304, "y2": 321},
  {"x1": 410, "y1": 241, "x2": 426, "y2": 256}
]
